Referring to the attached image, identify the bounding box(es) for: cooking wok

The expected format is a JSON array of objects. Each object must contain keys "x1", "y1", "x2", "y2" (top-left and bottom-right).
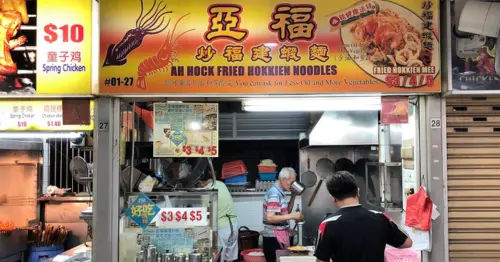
[{"x1": 307, "y1": 158, "x2": 334, "y2": 207}]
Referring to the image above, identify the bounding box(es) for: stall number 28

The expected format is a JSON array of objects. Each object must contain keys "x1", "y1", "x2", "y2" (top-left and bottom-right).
[
  {"x1": 430, "y1": 118, "x2": 441, "y2": 129},
  {"x1": 160, "y1": 210, "x2": 203, "y2": 222}
]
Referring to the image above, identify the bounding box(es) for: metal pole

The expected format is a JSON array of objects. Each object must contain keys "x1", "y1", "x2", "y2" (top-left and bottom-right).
[
  {"x1": 42, "y1": 139, "x2": 50, "y2": 194},
  {"x1": 59, "y1": 138, "x2": 63, "y2": 188},
  {"x1": 130, "y1": 102, "x2": 136, "y2": 192},
  {"x1": 66, "y1": 138, "x2": 69, "y2": 190}
]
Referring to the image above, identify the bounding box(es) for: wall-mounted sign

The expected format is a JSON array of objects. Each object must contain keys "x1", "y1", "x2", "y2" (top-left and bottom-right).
[
  {"x1": 0, "y1": 0, "x2": 91, "y2": 95},
  {"x1": 0, "y1": 100, "x2": 94, "y2": 131},
  {"x1": 100, "y1": 0, "x2": 440, "y2": 94},
  {"x1": 153, "y1": 103, "x2": 218, "y2": 158},
  {"x1": 381, "y1": 96, "x2": 409, "y2": 124},
  {"x1": 155, "y1": 208, "x2": 208, "y2": 228},
  {"x1": 450, "y1": 0, "x2": 500, "y2": 91},
  {"x1": 125, "y1": 194, "x2": 160, "y2": 229}
]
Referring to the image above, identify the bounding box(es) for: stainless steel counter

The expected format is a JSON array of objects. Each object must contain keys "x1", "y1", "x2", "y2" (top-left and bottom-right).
[{"x1": 47, "y1": 243, "x2": 91, "y2": 262}]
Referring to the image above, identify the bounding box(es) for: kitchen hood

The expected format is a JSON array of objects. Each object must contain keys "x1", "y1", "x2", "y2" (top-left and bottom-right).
[{"x1": 303, "y1": 111, "x2": 379, "y2": 146}]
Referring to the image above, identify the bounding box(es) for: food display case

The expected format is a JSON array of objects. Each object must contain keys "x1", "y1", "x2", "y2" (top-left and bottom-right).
[{"x1": 119, "y1": 191, "x2": 218, "y2": 262}]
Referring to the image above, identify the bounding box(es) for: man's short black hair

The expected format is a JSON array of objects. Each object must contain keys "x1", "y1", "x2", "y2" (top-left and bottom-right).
[{"x1": 326, "y1": 171, "x2": 358, "y2": 201}]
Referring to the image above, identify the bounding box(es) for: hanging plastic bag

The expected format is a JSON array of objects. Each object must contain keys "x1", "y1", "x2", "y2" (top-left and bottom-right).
[
  {"x1": 384, "y1": 245, "x2": 420, "y2": 262},
  {"x1": 405, "y1": 186, "x2": 433, "y2": 231},
  {"x1": 403, "y1": 225, "x2": 431, "y2": 251}
]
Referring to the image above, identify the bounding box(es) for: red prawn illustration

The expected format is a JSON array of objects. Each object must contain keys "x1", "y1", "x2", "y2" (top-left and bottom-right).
[{"x1": 136, "y1": 14, "x2": 193, "y2": 89}]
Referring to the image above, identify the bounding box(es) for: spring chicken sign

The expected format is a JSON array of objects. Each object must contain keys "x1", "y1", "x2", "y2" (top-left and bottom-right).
[{"x1": 99, "y1": 0, "x2": 440, "y2": 94}]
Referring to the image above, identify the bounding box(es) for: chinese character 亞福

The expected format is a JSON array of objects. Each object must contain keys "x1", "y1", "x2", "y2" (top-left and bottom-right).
[
  {"x1": 205, "y1": 5, "x2": 248, "y2": 42},
  {"x1": 195, "y1": 45, "x2": 216, "y2": 62},
  {"x1": 223, "y1": 45, "x2": 244, "y2": 62},
  {"x1": 251, "y1": 44, "x2": 272, "y2": 62},
  {"x1": 270, "y1": 4, "x2": 316, "y2": 41}
]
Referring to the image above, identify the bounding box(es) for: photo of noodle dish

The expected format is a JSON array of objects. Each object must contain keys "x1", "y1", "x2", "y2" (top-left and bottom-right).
[{"x1": 340, "y1": 0, "x2": 439, "y2": 87}]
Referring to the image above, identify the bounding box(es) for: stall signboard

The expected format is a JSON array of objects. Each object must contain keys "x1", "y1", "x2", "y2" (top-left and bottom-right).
[
  {"x1": 0, "y1": 0, "x2": 91, "y2": 95},
  {"x1": 100, "y1": 0, "x2": 440, "y2": 94},
  {"x1": 450, "y1": 0, "x2": 500, "y2": 91},
  {"x1": 153, "y1": 103, "x2": 218, "y2": 158},
  {"x1": 125, "y1": 194, "x2": 160, "y2": 229},
  {"x1": 155, "y1": 208, "x2": 209, "y2": 228},
  {"x1": 381, "y1": 96, "x2": 408, "y2": 124},
  {"x1": 0, "y1": 100, "x2": 94, "y2": 131}
]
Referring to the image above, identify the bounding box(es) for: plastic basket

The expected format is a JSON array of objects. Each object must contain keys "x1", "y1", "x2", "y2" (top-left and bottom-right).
[
  {"x1": 29, "y1": 246, "x2": 63, "y2": 262},
  {"x1": 384, "y1": 247, "x2": 420, "y2": 262},
  {"x1": 241, "y1": 248, "x2": 266, "y2": 262},
  {"x1": 258, "y1": 172, "x2": 277, "y2": 181},
  {"x1": 224, "y1": 174, "x2": 247, "y2": 184},
  {"x1": 222, "y1": 160, "x2": 248, "y2": 179},
  {"x1": 258, "y1": 165, "x2": 276, "y2": 173}
]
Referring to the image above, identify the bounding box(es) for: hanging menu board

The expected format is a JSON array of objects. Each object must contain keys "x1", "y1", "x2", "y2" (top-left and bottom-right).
[
  {"x1": 100, "y1": 0, "x2": 440, "y2": 94},
  {"x1": 0, "y1": 0, "x2": 92, "y2": 95},
  {"x1": 153, "y1": 103, "x2": 218, "y2": 157}
]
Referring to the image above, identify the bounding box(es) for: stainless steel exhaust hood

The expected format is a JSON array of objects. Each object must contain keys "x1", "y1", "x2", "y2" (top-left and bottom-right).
[{"x1": 306, "y1": 111, "x2": 379, "y2": 146}]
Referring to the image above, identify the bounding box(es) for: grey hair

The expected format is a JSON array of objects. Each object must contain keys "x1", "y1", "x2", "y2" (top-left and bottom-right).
[{"x1": 278, "y1": 167, "x2": 296, "y2": 180}]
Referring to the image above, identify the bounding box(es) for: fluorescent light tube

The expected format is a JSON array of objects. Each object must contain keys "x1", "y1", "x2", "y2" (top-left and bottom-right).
[
  {"x1": 242, "y1": 97, "x2": 381, "y2": 112},
  {"x1": 0, "y1": 132, "x2": 84, "y2": 139}
]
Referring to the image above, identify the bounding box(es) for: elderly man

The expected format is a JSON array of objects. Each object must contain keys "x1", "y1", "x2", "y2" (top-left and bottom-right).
[{"x1": 262, "y1": 167, "x2": 304, "y2": 262}]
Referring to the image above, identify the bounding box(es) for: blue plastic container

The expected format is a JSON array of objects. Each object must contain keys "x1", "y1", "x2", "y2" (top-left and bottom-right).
[
  {"x1": 29, "y1": 246, "x2": 63, "y2": 262},
  {"x1": 259, "y1": 172, "x2": 277, "y2": 181},
  {"x1": 224, "y1": 174, "x2": 247, "y2": 184}
]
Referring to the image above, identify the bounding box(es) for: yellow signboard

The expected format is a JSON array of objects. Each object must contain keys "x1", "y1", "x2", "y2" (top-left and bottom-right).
[
  {"x1": 0, "y1": 0, "x2": 91, "y2": 95},
  {"x1": 0, "y1": 100, "x2": 94, "y2": 131},
  {"x1": 100, "y1": 0, "x2": 440, "y2": 94}
]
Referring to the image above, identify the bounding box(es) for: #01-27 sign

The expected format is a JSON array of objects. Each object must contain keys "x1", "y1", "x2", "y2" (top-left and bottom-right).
[
  {"x1": 0, "y1": 0, "x2": 91, "y2": 95},
  {"x1": 153, "y1": 103, "x2": 218, "y2": 158},
  {"x1": 100, "y1": 0, "x2": 440, "y2": 94},
  {"x1": 155, "y1": 208, "x2": 208, "y2": 228}
]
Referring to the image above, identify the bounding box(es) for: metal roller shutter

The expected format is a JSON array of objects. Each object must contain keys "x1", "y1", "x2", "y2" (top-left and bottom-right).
[{"x1": 447, "y1": 96, "x2": 500, "y2": 262}]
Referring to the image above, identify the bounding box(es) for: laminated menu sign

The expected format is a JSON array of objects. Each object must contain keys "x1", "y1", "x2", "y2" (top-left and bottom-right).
[
  {"x1": 381, "y1": 96, "x2": 408, "y2": 124},
  {"x1": 153, "y1": 103, "x2": 218, "y2": 158},
  {"x1": 100, "y1": 0, "x2": 440, "y2": 94},
  {"x1": 0, "y1": 0, "x2": 92, "y2": 95},
  {"x1": 0, "y1": 100, "x2": 94, "y2": 131}
]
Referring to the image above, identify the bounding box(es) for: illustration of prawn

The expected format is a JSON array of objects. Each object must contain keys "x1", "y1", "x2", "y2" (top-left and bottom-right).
[
  {"x1": 136, "y1": 14, "x2": 193, "y2": 89},
  {"x1": 102, "y1": 0, "x2": 171, "y2": 67}
]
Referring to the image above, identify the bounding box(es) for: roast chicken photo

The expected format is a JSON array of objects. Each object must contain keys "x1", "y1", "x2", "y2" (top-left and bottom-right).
[{"x1": 0, "y1": 0, "x2": 34, "y2": 94}]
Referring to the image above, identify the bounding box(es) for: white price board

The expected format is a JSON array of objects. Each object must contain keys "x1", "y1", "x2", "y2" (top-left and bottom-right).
[
  {"x1": 155, "y1": 207, "x2": 208, "y2": 228},
  {"x1": 0, "y1": 100, "x2": 93, "y2": 131}
]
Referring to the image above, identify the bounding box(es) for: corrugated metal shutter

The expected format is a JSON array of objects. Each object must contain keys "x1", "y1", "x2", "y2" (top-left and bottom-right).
[{"x1": 447, "y1": 96, "x2": 500, "y2": 262}]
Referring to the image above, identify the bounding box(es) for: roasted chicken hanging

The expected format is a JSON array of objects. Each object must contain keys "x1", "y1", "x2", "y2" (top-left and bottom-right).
[
  {"x1": 0, "y1": 0, "x2": 28, "y2": 24},
  {"x1": 0, "y1": 0, "x2": 28, "y2": 79}
]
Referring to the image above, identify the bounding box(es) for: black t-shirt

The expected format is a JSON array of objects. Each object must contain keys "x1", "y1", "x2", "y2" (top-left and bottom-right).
[{"x1": 314, "y1": 205, "x2": 408, "y2": 262}]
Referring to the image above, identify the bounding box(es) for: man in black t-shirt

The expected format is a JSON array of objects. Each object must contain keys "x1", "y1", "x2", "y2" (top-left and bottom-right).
[{"x1": 314, "y1": 171, "x2": 412, "y2": 262}]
